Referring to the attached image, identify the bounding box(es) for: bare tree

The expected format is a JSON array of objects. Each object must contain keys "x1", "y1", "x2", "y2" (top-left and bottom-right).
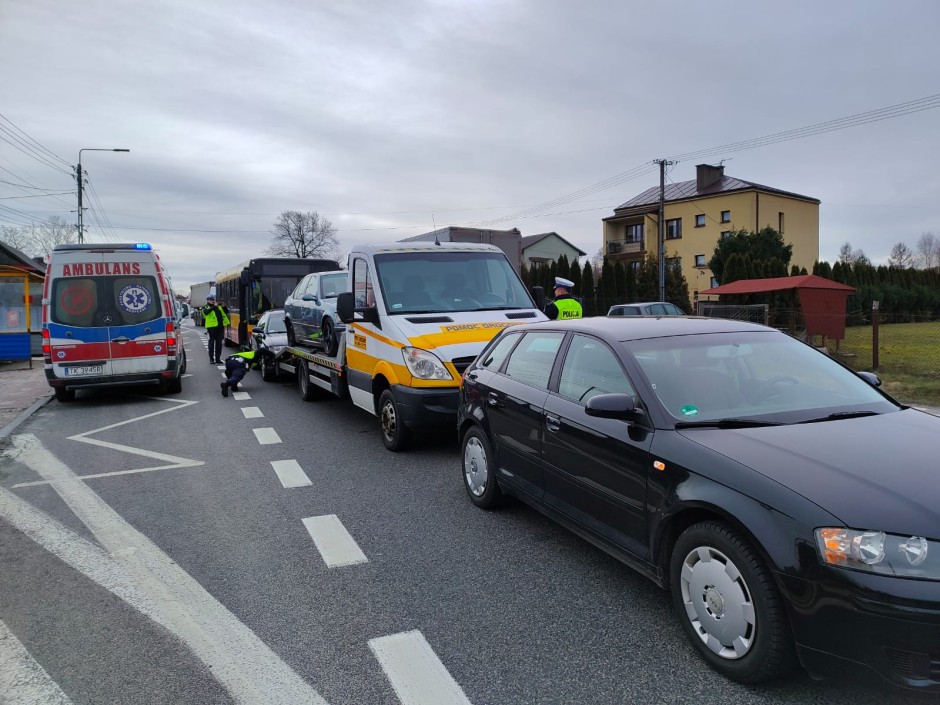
[
  {"x1": 916, "y1": 232, "x2": 939, "y2": 270},
  {"x1": 590, "y1": 246, "x2": 605, "y2": 277},
  {"x1": 30, "y1": 216, "x2": 77, "y2": 259},
  {"x1": 888, "y1": 242, "x2": 915, "y2": 269},
  {"x1": 838, "y1": 241, "x2": 870, "y2": 266},
  {"x1": 267, "y1": 210, "x2": 338, "y2": 259},
  {"x1": 0, "y1": 225, "x2": 34, "y2": 255}
]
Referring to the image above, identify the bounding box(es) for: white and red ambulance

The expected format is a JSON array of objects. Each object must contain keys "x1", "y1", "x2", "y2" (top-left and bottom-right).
[{"x1": 42, "y1": 243, "x2": 186, "y2": 401}]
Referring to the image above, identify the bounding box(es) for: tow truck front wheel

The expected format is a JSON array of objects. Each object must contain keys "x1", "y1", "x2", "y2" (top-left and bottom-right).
[{"x1": 378, "y1": 389, "x2": 412, "y2": 452}]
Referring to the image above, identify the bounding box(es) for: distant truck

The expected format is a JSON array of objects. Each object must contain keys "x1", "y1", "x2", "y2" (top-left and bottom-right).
[
  {"x1": 189, "y1": 280, "x2": 214, "y2": 326},
  {"x1": 276, "y1": 241, "x2": 546, "y2": 451}
]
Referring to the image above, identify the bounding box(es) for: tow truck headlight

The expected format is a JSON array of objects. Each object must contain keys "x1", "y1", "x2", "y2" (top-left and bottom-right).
[
  {"x1": 402, "y1": 347, "x2": 452, "y2": 380},
  {"x1": 816, "y1": 528, "x2": 940, "y2": 578}
]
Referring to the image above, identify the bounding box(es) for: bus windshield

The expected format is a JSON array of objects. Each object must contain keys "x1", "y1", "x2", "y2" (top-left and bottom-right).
[{"x1": 374, "y1": 251, "x2": 534, "y2": 314}]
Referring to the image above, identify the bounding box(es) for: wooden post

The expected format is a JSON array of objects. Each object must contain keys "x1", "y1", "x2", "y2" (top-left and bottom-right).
[{"x1": 872, "y1": 300, "x2": 880, "y2": 371}]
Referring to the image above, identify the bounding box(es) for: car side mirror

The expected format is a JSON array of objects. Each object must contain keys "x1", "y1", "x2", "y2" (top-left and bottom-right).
[
  {"x1": 856, "y1": 370, "x2": 882, "y2": 387},
  {"x1": 585, "y1": 393, "x2": 645, "y2": 423},
  {"x1": 338, "y1": 291, "x2": 381, "y2": 328}
]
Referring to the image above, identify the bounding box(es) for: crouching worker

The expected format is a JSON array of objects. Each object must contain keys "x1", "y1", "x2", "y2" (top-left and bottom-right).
[{"x1": 221, "y1": 347, "x2": 272, "y2": 397}]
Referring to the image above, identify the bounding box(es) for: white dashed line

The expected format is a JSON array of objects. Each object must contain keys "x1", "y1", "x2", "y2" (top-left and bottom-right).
[
  {"x1": 368, "y1": 630, "x2": 472, "y2": 705},
  {"x1": 253, "y1": 427, "x2": 281, "y2": 445},
  {"x1": 232, "y1": 391, "x2": 251, "y2": 401},
  {"x1": 301, "y1": 515, "x2": 368, "y2": 568},
  {"x1": 270, "y1": 460, "x2": 312, "y2": 488},
  {"x1": 241, "y1": 407, "x2": 264, "y2": 419},
  {"x1": 0, "y1": 619, "x2": 73, "y2": 704}
]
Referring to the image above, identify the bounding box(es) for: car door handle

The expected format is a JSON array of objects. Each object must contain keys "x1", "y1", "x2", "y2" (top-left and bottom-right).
[
  {"x1": 466, "y1": 371, "x2": 478, "y2": 380},
  {"x1": 111, "y1": 336, "x2": 130, "y2": 344},
  {"x1": 545, "y1": 413, "x2": 561, "y2": 432},
  {"x1": 487, "y1": 392, "x2": 501, "y2": 407}
]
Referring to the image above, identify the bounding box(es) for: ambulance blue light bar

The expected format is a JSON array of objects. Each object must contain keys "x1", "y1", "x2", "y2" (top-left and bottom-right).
[
  {"x1": 134, "y1": 243, "x2": 152, "y2": 250},
  {"x1": 53, "y1": 243, "x2": 153, "y2": 252}
]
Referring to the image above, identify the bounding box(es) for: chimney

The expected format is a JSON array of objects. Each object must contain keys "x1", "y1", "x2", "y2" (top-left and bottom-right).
[{"x1": 696, "y1": 163, "x2": 724, "y2": 192}]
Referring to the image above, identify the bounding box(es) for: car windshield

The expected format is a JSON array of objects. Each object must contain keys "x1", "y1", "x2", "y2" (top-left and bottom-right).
[
  {"x1": 374, "y1": 251, "x2": 534, "y2": 314},
  {"x1": 318, "y1": 272, "x2": 347, "y2": 298},
  {"x1": 625, "y1": 330, "x2": 898, "y2": 424},
  {"x1": 263, "y1": 311, "x2": 287, "y2": 333}
]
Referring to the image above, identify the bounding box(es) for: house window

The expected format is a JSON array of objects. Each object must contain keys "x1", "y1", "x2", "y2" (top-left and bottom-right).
[
  {"x1": 720, "y1": 210, "x2": 731, "y2": 223},
  {"x1": 665, "y1": 218, "x2": 682, "y2": 239},
  {"x1": 695, "y1": 254, "x2": 707, "y2": 267},
  {"x1": 625, "y1": 223, "x2": 643, "y2": 242},
  {"x1": 666, "y1": 256, "x2": 682, "y2": 268},
  {"x1": 695, "y1": 214, "x2": 706, "y2": 227},
  {"x1": 720, "y1": 230, "x2": 731, "y2": 239},
  {"x1": 629, "y1": 261, "x2": 641, "y2": 273},
  {"x1": 778, "y1": 212, "x2": 785, "y2": 234},
  {"x1": 710, "y1": 277, "x2": 719, "y2": 288}
]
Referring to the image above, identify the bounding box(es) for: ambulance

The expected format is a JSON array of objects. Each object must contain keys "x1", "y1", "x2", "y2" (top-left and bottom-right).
[
  {"x1": 41, "y1": 243, "x2": 186, "y2": 401},
  {"x1": 276, "y1": 241, "x2": 547, "y2": 450}
]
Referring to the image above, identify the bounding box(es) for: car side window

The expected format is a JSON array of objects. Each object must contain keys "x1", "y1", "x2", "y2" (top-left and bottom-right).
[
  {"x1": 665, "y1": 303, "x2": 684, "y2": 315},
  {"x1": 292, "y1": 276, "x2": 311, "y2": 299},
  {"x1": 558, "y1": 335, "x2": 634, "y2": 404},
  {"x1": 648, "y1": 303, "x2": 666, "y2": 316},
  {"x1": 609, "y1": 307, "x2": 623, "y2": 317},
  {"x1": 503, "y1": 332, "x2": 564, "y2": 389},
  {"x1": 480, "y1": 332, "x2": 521, "y2": 370}
]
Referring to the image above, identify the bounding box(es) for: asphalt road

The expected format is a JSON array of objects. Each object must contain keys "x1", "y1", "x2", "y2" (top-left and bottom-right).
[{"x1": 0, "y1": 324, "x2": 936, "y2": 705}]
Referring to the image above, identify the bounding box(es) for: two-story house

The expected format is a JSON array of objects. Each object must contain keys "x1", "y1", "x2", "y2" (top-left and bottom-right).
[
  {"x1": 602, "y1": 164, "x2": 820, "y2": 300},
  {"x1": 521, "y1": 232, "x2": 586, "y2": 270}
]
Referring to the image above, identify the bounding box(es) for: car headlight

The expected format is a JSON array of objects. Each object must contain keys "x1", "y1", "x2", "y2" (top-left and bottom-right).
[
  {"x1": 402, "y1": 347, "x2": 453, "y2": 380},
  {"x1": 816, "y1": 528, "x2": 939, "y2": 578}
]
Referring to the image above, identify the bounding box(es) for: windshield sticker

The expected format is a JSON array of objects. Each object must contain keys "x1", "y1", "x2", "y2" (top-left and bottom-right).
[
  {"x1": 119, "y1": 284, "x2": 152, "y2": 314},
  {"x1": 680, "y1": 405, "x2": 699, "y2": 417},
  {"x1": 59, "y1": 285, "x2": 95, "y2": 317}
]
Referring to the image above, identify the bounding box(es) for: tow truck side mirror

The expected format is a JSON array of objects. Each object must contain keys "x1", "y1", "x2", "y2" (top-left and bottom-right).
[
  {"x1": 531, "y1": 285, "x2": 545, "y2": 310},
  {"x1": 337, "y1": 292, "x2": 354, "y2": 323}
]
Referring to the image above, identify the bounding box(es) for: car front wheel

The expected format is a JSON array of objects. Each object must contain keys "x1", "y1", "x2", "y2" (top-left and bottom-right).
[
  {"x1": 461, "y1": 426, "x2": 504, "y2": 508},
  {"x1": 322, "y1": 318, "x2": 338, "y2": 356},
  {"x1": 378, "y1": 389, "x2": 412, "y2": 452},
  {"x1": 670, "y1": 521, "x2": 795, "y2": 683}
]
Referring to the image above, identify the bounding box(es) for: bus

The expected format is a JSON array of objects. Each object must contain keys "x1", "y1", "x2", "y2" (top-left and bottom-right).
[{"x1": 215, "y1": 257, "x2": 340, "y2": 347}]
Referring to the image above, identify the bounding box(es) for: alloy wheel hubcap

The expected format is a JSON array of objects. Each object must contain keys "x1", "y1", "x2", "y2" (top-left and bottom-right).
[
  {"x1": 464, "y1": 436, "x2": 488, "y2": 496},
  {"x1": 679, "y1": 546, "x2": 755, "y2": 659}
]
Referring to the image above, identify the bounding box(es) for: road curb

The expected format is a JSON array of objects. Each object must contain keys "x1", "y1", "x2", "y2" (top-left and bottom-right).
[{"x1": 0, "y1": 393, "x2": 54, "y2": 441}]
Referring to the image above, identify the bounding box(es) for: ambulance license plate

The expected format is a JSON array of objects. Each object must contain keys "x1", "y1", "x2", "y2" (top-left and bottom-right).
[{"x1": 63, "y1": 365, "x2": 103, "y2": 376}]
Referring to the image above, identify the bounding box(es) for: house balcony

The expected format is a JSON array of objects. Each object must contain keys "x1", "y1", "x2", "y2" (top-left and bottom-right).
[{"x1": 606, "y1": 239, "x2": 645, "y2": 259}]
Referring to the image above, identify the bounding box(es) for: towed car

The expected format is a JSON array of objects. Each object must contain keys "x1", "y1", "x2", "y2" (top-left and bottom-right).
[
  {"x1": 283, "y1": 271, "x2": 348, "y2": 355},
  {"x1": 250, "y1": 308, "x2": 288, "y2": 382},
  {"x1": 458, "y1": 316, "x2": 940, "y2": 691}
]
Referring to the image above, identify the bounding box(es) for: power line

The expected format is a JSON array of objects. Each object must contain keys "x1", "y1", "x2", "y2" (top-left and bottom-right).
[{"x1": 0, "y1": 113, "x2": 71, "y2": 167}]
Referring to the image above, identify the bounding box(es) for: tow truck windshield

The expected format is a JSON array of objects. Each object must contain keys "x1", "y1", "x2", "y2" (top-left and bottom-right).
[{"x1": 374, "y1": 251, "x2": 534, "y2": 314}]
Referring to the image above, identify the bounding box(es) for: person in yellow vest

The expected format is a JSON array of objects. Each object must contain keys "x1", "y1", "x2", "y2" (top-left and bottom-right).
[
  {"x1": 544, "y1": 277, "x2": 583, "y2": 320},
  {"x1": 202, "y1": 295, "x2": 230, "y2": 364},
  {"x1": 220, "y1": 347, "x2": 273, "y2": 397}
]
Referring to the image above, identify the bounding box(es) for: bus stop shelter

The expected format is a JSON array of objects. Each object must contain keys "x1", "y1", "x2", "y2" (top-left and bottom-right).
[
  {"x1": 0, "y1": 242, "x2": 46, "y2": 365},
  {"x1": 700, "y1": 274, "x2": 856, "y2": 342}
]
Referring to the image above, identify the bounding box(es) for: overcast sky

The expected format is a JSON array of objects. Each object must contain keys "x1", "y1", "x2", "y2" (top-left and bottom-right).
[{"x1": 2, "y1": 0, "x2": 939, "y2": 292}]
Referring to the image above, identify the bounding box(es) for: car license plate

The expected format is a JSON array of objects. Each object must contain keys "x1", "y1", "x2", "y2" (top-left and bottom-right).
[{"x1": 63, "y1": 365, "x2": 103, "y2": 376}]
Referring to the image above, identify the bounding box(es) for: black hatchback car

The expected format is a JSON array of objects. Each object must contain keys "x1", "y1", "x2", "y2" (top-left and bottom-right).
[{"x1": 457, "y1": 317, "x2": 940, "y2": 691}]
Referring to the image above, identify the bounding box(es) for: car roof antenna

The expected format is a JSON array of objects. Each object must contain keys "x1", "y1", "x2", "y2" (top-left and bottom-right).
[{"x1": 432, "y1": 214, "x2": 440, "y2": 245}]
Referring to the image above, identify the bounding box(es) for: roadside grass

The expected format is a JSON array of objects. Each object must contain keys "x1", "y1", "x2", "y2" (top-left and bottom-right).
[{"x1": 825, "y1": 321, "x2": 940, "y2": 407}]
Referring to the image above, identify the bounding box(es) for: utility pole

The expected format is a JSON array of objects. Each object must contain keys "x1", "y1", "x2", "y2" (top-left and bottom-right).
[
  {"x1": 654, "y1": 159, "x2": 674, "y2": 302},
  {"x1": 75, "y1": 148, "x2": 130, "y2": 244}
]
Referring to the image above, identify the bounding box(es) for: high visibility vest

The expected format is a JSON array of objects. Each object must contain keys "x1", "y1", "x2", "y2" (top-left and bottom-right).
[
  {"x1": 228, "y1": 350, "x2": 260, "y2": 368},
  {"x1": 554, "y1": 297, "x2": 583, "y2": 320},
  {"x1": 203, "y1": 305, "x2": 230, "y2": 328}
]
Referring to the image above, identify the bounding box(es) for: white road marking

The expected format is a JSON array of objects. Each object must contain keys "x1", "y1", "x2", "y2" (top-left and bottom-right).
[
  {"x1": 302, "y1": 515, "x2": 368, "y2": 568},
  {"x1": 253, "y1": 428, "x2": 281, "y2": 445},
  {"x1": 11, "y1": 398, "x2": 204, "y2": 488},
  {"x1": 241, "y1": 407, "x2": 264, "y2": 419},
  {"x1": 232, "y1": 391, "x2": 251, "y2": 401},
  {"x1": 368, "y1": 630, "x2": 472, "y2": 705},
  {"x1": 270, "y1": 460, "x2": 311, "y2": 488},
  {"x1": 5, "y1": 434, "x2": 329, "y2": 705},
  {"x1": 0, "y1": 619, "x2": 73, "y2": 704}
]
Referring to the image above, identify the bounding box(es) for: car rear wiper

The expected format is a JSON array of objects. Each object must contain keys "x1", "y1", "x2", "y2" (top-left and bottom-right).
[
  {"x1": 796, "y1": 410, "x2": 880, "y2": 424},
  {"x1": 675, "y1": 418, "x2": 786, "y2": 429}
]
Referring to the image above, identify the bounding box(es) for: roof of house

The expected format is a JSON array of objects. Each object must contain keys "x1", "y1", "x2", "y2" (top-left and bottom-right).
[
  {"x1": 0, "y1": 241, "x2": 45, "y2": 275},
  {"x1": 612, "y1": 174, "x2": 820, "y2": 213},
  {"x1": 520, "y1": 232, "x2": 587, "y2": 256},
  {"x1": 701, "y1": 274, "x2": 855, "y2": 296}
]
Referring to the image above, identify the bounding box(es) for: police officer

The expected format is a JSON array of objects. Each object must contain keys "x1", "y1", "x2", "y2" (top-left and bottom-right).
[
  {"x1": 202, "y1": 295, "x2": 230, "y2": 364},
  {"x1": 544, "y1": 277, "x2": 583, "y2": 320},
  {"x1": 220, "y1": 347, "x2": 272, "y2": 397}
]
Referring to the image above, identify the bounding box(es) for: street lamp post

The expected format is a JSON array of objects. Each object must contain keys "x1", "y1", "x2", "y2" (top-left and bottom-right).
[{"x1": 75, "y1": 148, "x2": 130, "y2": 243}]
